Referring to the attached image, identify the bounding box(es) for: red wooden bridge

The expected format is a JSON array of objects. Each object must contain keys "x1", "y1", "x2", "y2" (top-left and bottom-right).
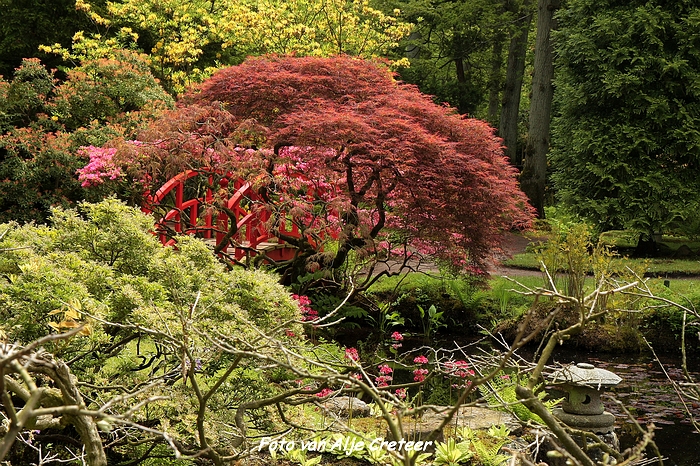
[{"x1": 142, "y1": 170, "x2": 303, "y2": 262}]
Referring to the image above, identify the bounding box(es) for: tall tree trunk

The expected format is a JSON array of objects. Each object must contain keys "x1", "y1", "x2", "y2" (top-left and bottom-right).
[
  {"x1": 455, "y1": 56, "x2": 466, "y2": 83},
  {"x1": 487, "y1": 32, "x2": 505, "y2": 124},
  {"x1": 405, "y1": 30, "x2": 422, "y2": 59},
  {"x1": 521, "y1": 0, "x2": 559, "y2": 217},
  {"x1": 499, "y1": 2, "x2": 534, "y2": 167}
]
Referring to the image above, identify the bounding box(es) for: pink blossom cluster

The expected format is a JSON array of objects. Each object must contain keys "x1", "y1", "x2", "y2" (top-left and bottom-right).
[
  {"x1": 413, "y1": 355, "x2": 430, "y2": 382},
  {"x1": 413, "y1": 368, "x2": 429, "y2": 383},
  {"x1": 375, "y1": 364, "x2": 393, "y2": 387},
  {"x1": 443, "y1": 360, "x2": 475, "y2": 389},
  {"x1": 413, "y1": 355, "x2": 429, "y2": 365},
  {"x1": 76, "y1": 146, "x2": 122, "y2": 187},
  {"x1": 292, "y1": 294, "x2": 318, "y2": 321},
  {"x1": 390, "y1": 331, "x2": 403, "y2": 350},
  {"x1": 443, "y1": 360, "x2": 475, "y2": 379},
  {"x1": 276, "y1": 146, "x2": 336, "y2": 181},
  {"x1": 344, "y1": 347, "x2": 359, "y2": 362},
  {"x1": 316, "y1": 387, "x2": 334, "y2": 398}
]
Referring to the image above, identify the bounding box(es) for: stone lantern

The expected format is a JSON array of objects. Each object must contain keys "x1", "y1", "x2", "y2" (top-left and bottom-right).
[{"x1": 550, "y1": 362, "x2": 621, "y2": 434}]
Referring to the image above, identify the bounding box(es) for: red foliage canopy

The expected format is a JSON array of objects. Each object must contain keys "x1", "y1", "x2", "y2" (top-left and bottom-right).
[{"x1": 84, "y1": 56, "x2": 533, "y2": 274}]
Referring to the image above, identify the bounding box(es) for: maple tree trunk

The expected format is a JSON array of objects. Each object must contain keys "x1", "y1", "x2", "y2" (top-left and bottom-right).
[
  {"x1": 30, "y1": 357, "x2": 108, "y2": 466},
  {"x1": 521, "y1": 0, "x2": 559, "y2": 217},
  {"x1": 499, "y1": 2, "x2": 533, "y2": 167}
]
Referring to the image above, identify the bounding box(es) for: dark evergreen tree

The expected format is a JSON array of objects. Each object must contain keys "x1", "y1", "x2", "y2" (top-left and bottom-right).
[
  {"x1": 551, "y1": 0, "x2": 700, "y2": 244},
  {"x1": 0, "y1": 0, "x2": 106, "y2": 78}
]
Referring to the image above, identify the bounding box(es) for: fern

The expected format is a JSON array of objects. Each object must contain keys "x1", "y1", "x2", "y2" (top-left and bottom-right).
[
  {"x1": 479, "y1": 372, "x2": 562, "y2": 425},
  {"x1": 457, "y1": 427, "x2": 510, "y2": 466}
]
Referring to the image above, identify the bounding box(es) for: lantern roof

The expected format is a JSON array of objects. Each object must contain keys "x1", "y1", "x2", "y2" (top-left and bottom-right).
[{"x1": 551, "y1": 362, "x2": 622, "y2": 388}]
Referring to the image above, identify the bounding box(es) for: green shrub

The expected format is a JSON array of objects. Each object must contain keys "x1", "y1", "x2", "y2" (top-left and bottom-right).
[{"x1": 0, "y1": 199, "x2": 313, "y2": 463}]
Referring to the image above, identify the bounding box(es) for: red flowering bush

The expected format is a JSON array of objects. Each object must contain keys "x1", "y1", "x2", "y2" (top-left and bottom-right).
[
  {"x1": 80, "y1": 55, "x2": 533, "y2": 278},
  {"x1": 0, "y1": 53, "x2": 171, "y2": 224}
]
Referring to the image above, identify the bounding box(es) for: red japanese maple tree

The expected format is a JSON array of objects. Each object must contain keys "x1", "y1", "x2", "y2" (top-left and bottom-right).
[{"x1": 80, "y1": 55, "x2": 533, "y2": 279}]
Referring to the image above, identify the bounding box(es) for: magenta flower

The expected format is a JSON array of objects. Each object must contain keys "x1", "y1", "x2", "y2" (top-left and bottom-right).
[
  {"x1": 316, "y1": 387, "x2": 334, "y2": 397},
  {"x1": 292, "y1": 294, "x2": 318, "y2": 321},
  {"x1": 391, "y1": 331, "x2": 404, "y2": 341},
  {"x1": 76, "y1": 146, "x2": 122, "y2": 187},
  {"x1": 375, "y1": 375, "x2": 393, "y2": 387},
  {"x1": 345, "y1": 347, "x2": 359, "y2": 361},
  {"x1": 378, "y1": 364, "x2": 393, "y2": 375},
  {"x1": 413, "y1": 355, "x2": 429, "y2": 365},
  {"x1": 413, "y1": 368, "x2": 429, "y2": 383},
  {"x1": 395, "y1": 388, "x2": 407, "y2": 400},
  {"x1": 444, "y1": 360, "x2": 475, "y2": 378}
]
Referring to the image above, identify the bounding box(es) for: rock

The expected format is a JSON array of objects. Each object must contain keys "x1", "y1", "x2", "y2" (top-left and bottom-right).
[
  {"x1": 388, "y1": 416, "x2": 445, "y2": 449},
  {"x1": 674, "y1": 244, "x2": 694, "y2": 258},
  {"x1": 384, "y1": 406, "x2": 522, "y2": 450},
  {"x1": 531, "y1": 427, "x2": 619, "y2": 466},
  {"x1": 423, "y1": 406, "x2": 522, "y2": 436},
  {"x1": 502, "y1": 437, "x2": 538, "y2": 466},
  {"x1": 323, "y1": 396, "x2": 371, "y2": 418}
]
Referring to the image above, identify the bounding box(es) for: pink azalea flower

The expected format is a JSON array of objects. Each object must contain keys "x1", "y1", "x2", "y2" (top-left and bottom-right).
[
  {"x1": 413, "y1": 355, "x2": 429, "y2": 365},
  {"x1": 345, "y1": 347, "x2": 359, "y2": 361},
  {"x1": 413, "y1": 368, "x2": 429, "y2": 383}
]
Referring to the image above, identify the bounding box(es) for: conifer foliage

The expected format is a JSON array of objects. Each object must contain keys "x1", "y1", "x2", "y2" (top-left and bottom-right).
[{"x1": 551, "y1": 0, "x2": 700, "y2": 240}]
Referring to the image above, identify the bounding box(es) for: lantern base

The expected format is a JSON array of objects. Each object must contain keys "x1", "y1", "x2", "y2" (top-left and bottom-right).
[{"x1": 553, "y1": 408, "x2": 616, "y2": 434}]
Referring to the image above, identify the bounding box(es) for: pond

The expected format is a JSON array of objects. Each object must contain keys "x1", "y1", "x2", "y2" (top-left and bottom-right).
[
  {"x1": 342, "y1": 333, "x2": 699, "y2": 464},
  {"x1": 551, "y1": 350, "x2": 700, "y2": 465}
]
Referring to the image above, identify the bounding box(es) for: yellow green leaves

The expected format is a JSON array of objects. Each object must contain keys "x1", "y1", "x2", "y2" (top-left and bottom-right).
[
  {"x1": 62, "y1": 0, "x2": 412, "y2": 93},
  {"x1": 222, "y1": 0, "x2": 412, "y2": 58},
  {"x1": 47, "y1": 299, "x2": 93, "y2": 336}
]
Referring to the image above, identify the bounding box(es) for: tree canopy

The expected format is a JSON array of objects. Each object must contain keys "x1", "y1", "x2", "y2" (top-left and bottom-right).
[
  {"x1": 551, "y1": 0, "x2": 700, "y2": 238},
  {"x1": 40, "y1": 0, "x2": 412, "y2": 94},
  {"x1": 82, "y1": 55, "x2": 533, "y2": 276},
  {"x1": 381, "y1": 0, "x2": 525, "y2": 116}
]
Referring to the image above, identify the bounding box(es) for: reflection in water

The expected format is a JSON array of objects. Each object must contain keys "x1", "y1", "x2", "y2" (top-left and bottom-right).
[{"x1": 550, "y1": 351, "x2": 699, "y2": 466}]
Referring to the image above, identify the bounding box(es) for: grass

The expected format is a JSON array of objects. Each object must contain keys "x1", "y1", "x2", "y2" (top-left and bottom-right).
[
  {"x1": 366, "y1": 272, "x2": 449, "y2": 296},
  {"x1": 599, "y1": 230, "x2": 700, "y2": 252},
  {"x1": 503, "y1": 252, "x2": 700, "y2": 277},
  {"x1": 504, "y1": 226, "x2": 700, "y2": 276}
]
